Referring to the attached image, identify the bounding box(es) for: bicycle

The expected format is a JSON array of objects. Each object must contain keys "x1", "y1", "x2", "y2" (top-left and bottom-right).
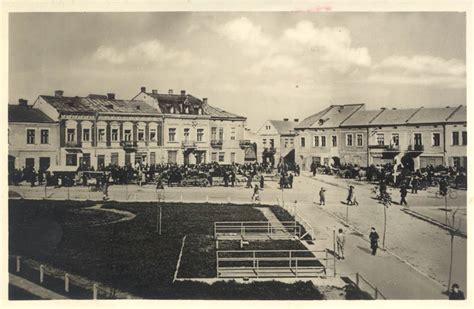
[{"x1": 435, "y1": 188, "x2": 458, "y2": 200}]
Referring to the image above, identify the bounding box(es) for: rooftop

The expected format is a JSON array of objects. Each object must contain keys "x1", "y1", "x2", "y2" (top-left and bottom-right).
[
  {"x1": 268, "y1": 120, "x2": 299, "y2": 135},
  {"x1": 9, "y1": 105, "x2": 56, "y2": 123},
  {"x1": 296, "y1": 104, "x2": 364, "y2": 129}
]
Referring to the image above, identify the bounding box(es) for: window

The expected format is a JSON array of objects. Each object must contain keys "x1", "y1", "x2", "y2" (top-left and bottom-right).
[
  {"x1": 25, "y1": 158, "x2": 35, "y2": 168},
  {"x1": 183, "y1": 128, "x2": 190, "y2": 141},
  {"x1": 111, "y1": 129, "x2": 118, "y2": 141},
  {"x1": 83, "y1": 129, "x2": 90, "y2": 142},
  {"x1": 81, "y1": 153, "x2": 91, "y2": 167},
  {"x1": 301, "y1": 137, "x2": 305, "y2": 147},
  {"x1": 263, "y1": 139, "x2": 267, "y2": 146},
  {"x1": 169, "y1": 128, "x2": 176, "y2": 142},
  {"x1": 432, "y1": 133, "x2": 440, "y2": 146},
  {"x1": 269, "y1": 139, "x2": 274, "y2": 147},
  {"x1": 197, "y1": 128, "x2": 204, "y2": 142},
  {"x1": 218, "y1": 152, "x2": 225, "y2": 162},
  {"x1": 462, "y1": 131, "x2": 467, "y2": 145},
  {"x1": 452, "y1": 132, "x2": 459, "y2": 145},
  {"x1": 211, "y1": 127, "x2": 217, "y2": 140},
  {"x1": 332, "y1": 136, "x2": 337, "y2": 147},
  {"x1": 230, "y1": 127, "x2": 236, "y2": 140},
  {"x1": 157, "y1": 124, "x2": 163, "y2": 146},
  {"x1": 284, "y1": 138, "x2": 289, "y2": 148},
  {"x1": 67, "y1": 128, "x2": 75, "y2": 142},
  {"x1": 138, "y1": 129, "x2": 145, "y2": 141},
  {"x1": 211, "y1": 152, "x2": 217, "y2": 162},
  {"x1": 231, "y1": 152, "x2": 236, "y2": 163},
  {"x1": 98, "y1": 129, "x2": 105, "y2": 142},
  {"x1": 167, "y1": 150, "x2": 177, "y2": 164},
  {"x1": 391, "y1": 133, "x2": 399, "y2": 146},
  {"x1": 314, "y1": 136, "x2": 319, "y2": 147},
  {"x1": 321, "y1": 136, "x2": 326, "y2": 147},
  {"x1": 66, "y1": 154, "x2": 77, "y2": 166},
  {"x1": 356, "y1": 134, "x2": 363, "y2": 147},
  {"x1": 218, "y1": 127, "x2": 224, "y2": 141},
  {"x1": 150, "y1": 152, "x2": 156, "y2": 165},
  {"x1": 149, "y1": 129, "x2": 157, "y2": 141},
  {"x1": 26, "y1": 129, "x2": 35, "y2": 144},
  {"x1": 346, "y1": 134, "x2": 353, "y2": 147},
  {"x1": 414, "y1": 133, "x2": 423, "y2": 146},
  {"x1": 376, "y1": 133, "x2": 384, "y2": 146},
  {"x1": 40, "y1": 129, "x2": 49, "y2": 144},
  {"x1": 111, "y1": 153, "x2": 119, "y2": 165},
  {"x1": 124, "y1": 129, "x2": 132, "y2": 141}
]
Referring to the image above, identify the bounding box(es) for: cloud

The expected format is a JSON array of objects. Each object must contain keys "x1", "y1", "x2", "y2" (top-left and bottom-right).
[
  {"x1": 93, "y1": 39, "x2": 196, "y2": 66},
  {"x1": 369, "y1": 55, "x2": 466, "y2": 88}
]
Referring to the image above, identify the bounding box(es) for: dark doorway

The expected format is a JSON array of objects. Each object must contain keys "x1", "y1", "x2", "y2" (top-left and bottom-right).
[
  {"x1": 39, "y1": 157, "x2": 50, "y2": 171},
  {"x1": 8, "y1": 155, "x2": 15, "y2": 172}
]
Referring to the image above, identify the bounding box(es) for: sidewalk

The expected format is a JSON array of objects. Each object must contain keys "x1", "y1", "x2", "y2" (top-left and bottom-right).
[{"x1": 9, "y1": 273, "x2": 68, "y2": 300}]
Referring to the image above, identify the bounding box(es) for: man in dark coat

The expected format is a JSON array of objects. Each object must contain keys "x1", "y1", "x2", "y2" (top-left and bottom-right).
[
  {"x1": 411, "y1": 176, "x2": 419, "y2": 194},
  {"x1": 400, "y1": 185, "x2": 408, "y2": 206},
  {"x1": 369, "y1": 227, "x2": 379, "y2": 255},
  {"x1": 448, "y1": 283, "x2": 465, "y2": 300}
]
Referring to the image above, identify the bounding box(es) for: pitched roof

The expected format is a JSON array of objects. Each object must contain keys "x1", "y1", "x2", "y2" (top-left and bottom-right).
[
  {"x1": 406, "y1": 106, "x2": 461, "y2": 124},
  {"x1": 145, "y1": 91, "x2": 245, "y2": 120},
  {"x1": 39, "y1": 95, "x2": 160, "y2": 115},
  {"x1": 447, "y1": 105, "x2": 466, "y2": 122},
  {"x1": 369, "y1": 108, "x2": 420, "y2": 126},
  {"x1": 268, "y1": 120, "x2": 298, "y2": 135},
  {"x1": 9, "y1": 105, "x2": 56, "y2": 123},
  {"x1": 296, "y1": 104, "x2": 364, "y2": 129},
  {"x1": 340, "y1": 110, "x2": 381, "y2": 127}
]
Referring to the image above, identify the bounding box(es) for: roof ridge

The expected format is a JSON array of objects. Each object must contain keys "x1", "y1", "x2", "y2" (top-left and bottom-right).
[
  {"x1": 405, "y1": 106, "x2": 424, "y2": 123},
  {"x1": 340, "y1": 104, "x2": 365, "y2": 126},
  {"x1": 368, "y1": 108, "x2": 387, "y2": 124}
]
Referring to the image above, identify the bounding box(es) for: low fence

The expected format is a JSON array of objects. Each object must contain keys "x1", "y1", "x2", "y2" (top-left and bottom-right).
[
  {"x1": 214, "y1": 221, "x2": 301, "y2": 239},
  {"x1": 9, "y1": 255, "x2": 134, "y2": 299},
  {"x1": 353, "y1": 272, "x2": 387, "y2": 300},
  {"x1": 216, "y1": 249, "x2": 332, "y2": 279}
]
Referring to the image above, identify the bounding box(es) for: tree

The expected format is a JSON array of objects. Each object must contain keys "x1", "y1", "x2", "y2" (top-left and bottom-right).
[{"x1": 379, "y1": 191, "x2": 392, "y2": 249}]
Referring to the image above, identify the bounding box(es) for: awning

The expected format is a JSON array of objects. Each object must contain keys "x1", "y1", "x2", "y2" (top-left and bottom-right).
[{"x1": 65, "y1": 148, "x2": 83, "y2": 154}]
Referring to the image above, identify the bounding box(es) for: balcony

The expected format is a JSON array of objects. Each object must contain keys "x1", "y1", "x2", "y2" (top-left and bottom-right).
[
  {"x1": 120, "y1": 140, "x2": 138, "y2": 152},
  {"x1": 211, "y1": 139, "x2": 223, "y2": 149},
  {"x1": 408, "y1": 144, "x2": 424, "y2": 152},
  {"x1": 239, "y1": 139, "x2": 252, "y2": 149},
  {"x1": 182, "y1": 140, "x2": 197, "y2": 149},
  {"x1": 65, "y1": 141, "x2": 80, "y2": 148},
  {"x1": 368, "y1": 143, "x2": 387, "y2": 149}
]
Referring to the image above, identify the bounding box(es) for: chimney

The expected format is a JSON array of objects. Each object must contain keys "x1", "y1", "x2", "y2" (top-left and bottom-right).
[
  {"x1": 18, "y1": 99, "x2": 28, "y2": 107},
  {"x1": 181, "y1": 90, "x2": 186, "y2": 96},
  {"x1": 55, "y1": 90, "x2": 64, "y2": 98},
  {"x1": 168, "y1": 89, "x2": 174, "y2": 95},
  {"x1": 202, "y1": 98, "x2": 208, "y2": 105},
  {"x1": 152, "y1": 89, "x2": 158, "y2": 94},
  {"x1": 72, "y1": 96, "x2": 81, "y2": 105},
  {"x1": 283, "y1": 118, "x2": 289, "y2": 121},
  {"x1": 294, "y1": 118, "x2": 299, "y2": 122},
  {"x1": 107, "y1": 93, "x2": 115, "y2": 100},
  {"x1": 141, "y1": 86, "x2": 146, "y2": 93}
]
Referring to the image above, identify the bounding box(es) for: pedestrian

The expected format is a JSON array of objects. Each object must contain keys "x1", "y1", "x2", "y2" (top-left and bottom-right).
[
  {"x1": 288, "y1": 173, "x2": 294, "y2": 189},
  {"x1": 336, "y1": 228, "x2": 345, "y2": 259},
  {"x1": 251, "y1": 184, "x2": 260, "y2": 202},
  {"x1": 352, "y1": 186, "x2": 359, "y2": 206},
  {"x1": 448, "y1": 283, "x2": 465, "y2": 300},
  {"x1": 400, "y1": 185, "x2": 408, "y2": 206},
  {"x1": 319, "y1": 187, "x2": 326, "y2": 206},
  {"x1": 369, "y1": 227, "x2": 379, "y2": 255},
  {"x1": 259, "y1": 174, "x2": 264, "y2": 189},
  {"x1": 246, "y1": 174, "x2": 252, "y2": 188},
  {"x1": 231, "y1": 172, "x2": 236, "y2": 187},
  {"x1": 411, "y1": 176, "x2": 419, "y2": 194},
  {"x1": 346, "y1": 185, "x2": 354, "y2": 205}
]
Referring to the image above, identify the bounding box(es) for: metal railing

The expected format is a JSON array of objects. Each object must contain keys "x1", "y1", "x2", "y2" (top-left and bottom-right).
[
  {"x1": 354, "y1": 272, "x2": 387, "y2": 299},
  {"x1": 214, "y1": 221, "x2": 301, "y2": 239},
  {"x1": 216, "y1": 249, "x2": 331, "y2": 279}
]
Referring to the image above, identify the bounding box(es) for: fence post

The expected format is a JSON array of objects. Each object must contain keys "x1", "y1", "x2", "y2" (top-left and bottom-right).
[
  {"x1": 16, "y1": 256, "x2": 21, "y2": 273},
  {"x1": 39, "y1": 265, "x2": 44, "y2": 283},
  {"x1": 65, "y1": 273, "x2": 69, "y2": 292},
  {"x1": 356, "y1": 273, "x2": 359, "y2": 287},
  {"x1": 333, "y1": 230, "x2": 337, "y2": 276},
  {"x1": 93, "y1": 283, "x2": 98, "y2": 299},
  {"x1": 374, "y1": 287, "x2": 378, "y2": 299}
]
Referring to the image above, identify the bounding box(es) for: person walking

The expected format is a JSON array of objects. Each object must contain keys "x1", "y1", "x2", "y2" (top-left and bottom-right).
[
  {"x1": 352, "y1": 186, "x2": 359, "y2": 206},
  {"x1": 251, "y1": 184, "x2": 260, "y2": 202},
  {"x1": 346, "y1": 185, "x2": 354, "y2": 205},
  {"x1": 259, "y1": 174, "x2": 264, "y2": 189},
  {"x1": 336, "y1": 228, "x2": 345, "y2": 259},
  {"x1": 411, "y1": 176, "x2": 419, "y2": 194},
  {"x1": 369, "y1": 227, "x2": 379, "y2": 255},
  {"x1": 400, "y1": 185, "x2": 408, "y2": 206},
  {"x1": 448, "y1": 283, "x2": 465, "y2": 300},
  {"x1": 288, "y1": 173, "x2": 294, "y2": 189},
  {"x1": 319, "y1": 187, "x2": 326, "y2": 206}
]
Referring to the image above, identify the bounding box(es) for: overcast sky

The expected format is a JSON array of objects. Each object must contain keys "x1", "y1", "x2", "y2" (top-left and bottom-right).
[{"x1": 9, "y1": 12, "x2": 466, "y2": 130}]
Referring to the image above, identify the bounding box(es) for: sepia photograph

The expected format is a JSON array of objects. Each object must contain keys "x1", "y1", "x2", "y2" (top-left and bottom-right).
[{"x1": 2, "y1": 0, "x2": 471, "y2": 305}]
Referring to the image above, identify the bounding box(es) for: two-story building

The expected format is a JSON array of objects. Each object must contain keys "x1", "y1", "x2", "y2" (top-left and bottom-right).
[
  {"x1": 294, "y1": 104, "x2": 364, "y2": 170},
  {"x1": 255, "y1": 119, "x2": 299, "y2": 166},
  {"x1": 8, "y1": 99, "x2": 59, "y2": 171},
  {"x1": 132, "y1": 87, "x2": 247, "y2": 165}
]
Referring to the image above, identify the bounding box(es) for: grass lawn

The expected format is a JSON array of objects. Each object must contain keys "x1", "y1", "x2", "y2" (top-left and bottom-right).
[{"x1": 9, "y1": 200, "x2": 323, "y2": 299}]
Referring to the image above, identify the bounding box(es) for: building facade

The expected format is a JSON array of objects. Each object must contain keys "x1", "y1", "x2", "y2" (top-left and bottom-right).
[
  {"x1": 295, "y1": 104, "x2": 467, "y2": 170},
  {"x1": 8, "y1": 100, "x2": 60, "y2": 171},
  {"x1": 255, "y1": 119, "x2": 298, "y2": 165}
]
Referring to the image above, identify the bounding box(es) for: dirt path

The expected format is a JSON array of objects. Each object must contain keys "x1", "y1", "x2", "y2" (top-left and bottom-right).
[
  {"x1": 9, "y1": 273, "x2": 68, "y2": 300},
  {"x1": 86, "y1": 204, "x2": 136, "y2": 226}
]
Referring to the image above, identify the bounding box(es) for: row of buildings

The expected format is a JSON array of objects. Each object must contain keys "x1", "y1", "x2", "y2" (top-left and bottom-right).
[
  {"x1": 8, "y1": 86, "x2": 467, "y2": 173},
  {"x1": 255, "y1": 104, "x2": 467, "y2": 171},
  {"x1": 8, "y1": 87, "x2": 250, "y2": 171}
]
